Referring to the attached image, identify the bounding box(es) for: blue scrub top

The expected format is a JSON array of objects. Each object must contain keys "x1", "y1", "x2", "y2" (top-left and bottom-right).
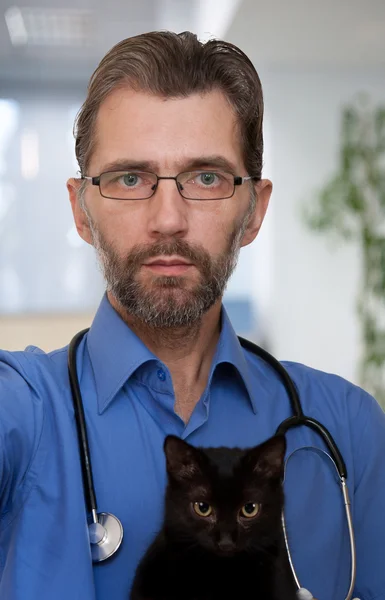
[{"x1": 0, "y1": 295, "x2": 385, "y2": 600}]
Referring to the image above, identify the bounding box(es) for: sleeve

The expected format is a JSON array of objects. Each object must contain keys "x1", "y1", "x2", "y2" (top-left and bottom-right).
[
  {"x1": 351, "y1": 389, "x2": 385, "y2": 600},
  {"x1": 0, "y1": 353, "x2": 43, "y2": 519}
]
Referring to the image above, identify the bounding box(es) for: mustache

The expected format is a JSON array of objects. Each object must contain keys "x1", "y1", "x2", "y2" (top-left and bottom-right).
[{"x1": 122, "y1": 239, "x2": 211, "y2": 269}]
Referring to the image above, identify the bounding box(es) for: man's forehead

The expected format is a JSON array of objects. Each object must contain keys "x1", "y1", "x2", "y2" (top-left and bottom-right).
[
  {"x1": 91, "y1": 88, "x2": 244, "y2": 173},
  {"x1": 97, "y1": 86, "x2": 232, "y2": 115}
]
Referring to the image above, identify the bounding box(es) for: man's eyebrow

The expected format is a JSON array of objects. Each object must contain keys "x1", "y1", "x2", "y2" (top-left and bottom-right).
[
  {"x1": 184, "y1": 156, "x2": 239, "y2": 173},
  {"x1": 99, "y1": 159, "x2": 158, "y2": 173},
  {"x1": 97, "y1": 155, "x2": 240, "y2": 175}
]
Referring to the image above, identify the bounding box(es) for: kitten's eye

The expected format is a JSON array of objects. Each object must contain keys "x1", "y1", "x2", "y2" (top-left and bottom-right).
[
  {"x1": 240, "y1": 503, "x2": 260, "y2": 518},
  {"x1": 193, "y1": 502, "x2": 212, "y2": 517}
]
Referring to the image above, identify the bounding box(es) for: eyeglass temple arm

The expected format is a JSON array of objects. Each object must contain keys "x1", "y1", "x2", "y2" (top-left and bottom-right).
[
  {"x1": 234, "y1": 175, "x2": 261, "y2": 186},
  {"x1": 81, "y1": 175, "x2": 100, "y2": 185}
]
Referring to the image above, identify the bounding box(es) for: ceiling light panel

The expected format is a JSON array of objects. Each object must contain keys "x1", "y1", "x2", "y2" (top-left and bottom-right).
[{"x1": 5, "y1": 6, "x2": 95, "y2": 47}]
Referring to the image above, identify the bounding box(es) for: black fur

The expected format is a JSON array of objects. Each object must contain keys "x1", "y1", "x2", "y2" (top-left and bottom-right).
[{"x1": 130, "y1": 434, "x2": 296, "y2": 600}]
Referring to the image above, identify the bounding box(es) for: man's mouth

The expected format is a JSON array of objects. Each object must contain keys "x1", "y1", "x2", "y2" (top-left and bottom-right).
[{"x1": 143, "y1": 256, "x2": 194, "y2": 275}]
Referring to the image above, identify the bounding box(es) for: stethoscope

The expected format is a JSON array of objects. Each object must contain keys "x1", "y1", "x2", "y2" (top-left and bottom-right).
[{"x1": 68, "y1": 329, "x2": 358, "y2": 600}]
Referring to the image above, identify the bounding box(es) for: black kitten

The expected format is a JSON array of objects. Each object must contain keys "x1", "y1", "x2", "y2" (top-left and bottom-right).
[{"x1": 130, "y1": 434, "x2": 297, "y2": 600}]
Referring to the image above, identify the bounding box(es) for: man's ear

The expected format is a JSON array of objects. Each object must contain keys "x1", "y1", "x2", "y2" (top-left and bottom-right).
[
  {"x1": 67, "y1": 178, "x2": 93, "y2": 245},
  {"x1": 240, "y1": 178, "x2": 272, "y2": 248}
]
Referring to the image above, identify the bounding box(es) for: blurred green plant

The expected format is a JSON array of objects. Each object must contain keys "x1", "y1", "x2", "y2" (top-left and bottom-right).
[{"x1": 303, "y1": 94, "x2": 385, "y2": 408}]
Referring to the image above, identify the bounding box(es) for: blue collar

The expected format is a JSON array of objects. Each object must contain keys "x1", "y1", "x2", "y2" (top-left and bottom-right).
[{"x1": 87, "y1": 295, "x2": 257, "y2": 414}]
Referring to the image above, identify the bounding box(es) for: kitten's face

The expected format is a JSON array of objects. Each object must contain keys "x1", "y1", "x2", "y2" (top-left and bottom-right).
[{"x1": 163, "y1": 435, "x2": 286, "y2": 556}]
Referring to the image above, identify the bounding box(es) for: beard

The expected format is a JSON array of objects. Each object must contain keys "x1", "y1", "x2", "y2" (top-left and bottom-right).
[{"x1": 85, "y1": 209, "x2": 251, "y2": 329}]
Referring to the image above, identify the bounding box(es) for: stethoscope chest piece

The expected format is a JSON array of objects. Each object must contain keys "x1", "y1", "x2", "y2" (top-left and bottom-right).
[{"x1": 88, "y1": 512, "x2": 123, "y2": 563}]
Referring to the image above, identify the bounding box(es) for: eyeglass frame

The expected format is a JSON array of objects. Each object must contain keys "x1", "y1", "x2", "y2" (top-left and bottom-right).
[{"x1": 80, "y1": 170, "x2": 261, "y2": 201}]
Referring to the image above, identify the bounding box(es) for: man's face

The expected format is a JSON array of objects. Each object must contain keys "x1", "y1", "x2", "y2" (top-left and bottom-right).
[{"x1": 69, "y1": 88, "x2": 271, "y2": 327}]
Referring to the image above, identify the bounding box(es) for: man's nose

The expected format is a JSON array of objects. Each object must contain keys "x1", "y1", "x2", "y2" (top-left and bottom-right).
[{"x1": 147, "y1": 178, "x2": 188, "y2": 238}]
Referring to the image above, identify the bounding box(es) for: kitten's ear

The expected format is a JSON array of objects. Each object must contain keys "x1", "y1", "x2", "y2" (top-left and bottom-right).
[
  {"x1": 164, "y1": 435, "x2": 203, "y2": 481},
  {"x1": 246, "y1": 435, "x2": 286, "y2": 480}
]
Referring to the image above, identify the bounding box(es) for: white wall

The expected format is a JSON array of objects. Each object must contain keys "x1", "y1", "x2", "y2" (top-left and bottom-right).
[
  {"x1": 0, "y1": 87, "x2": 104, "y2": 316},
  {"x1": 222, "y1": 0, "x2": 385, "y2": 388},
  {"x1": 253, "y1": 69, "x2": 385, "y2": 384}
]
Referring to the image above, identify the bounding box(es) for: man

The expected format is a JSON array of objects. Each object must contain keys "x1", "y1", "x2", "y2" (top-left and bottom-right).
[{"x1": 0, "y1": 30, "x2": 384, "y2": 600}]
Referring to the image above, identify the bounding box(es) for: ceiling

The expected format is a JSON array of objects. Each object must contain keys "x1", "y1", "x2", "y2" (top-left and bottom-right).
[
  {"x1": 0, "y1": 0, "x2": 384, "y2": 88},
  {"x1": 227, "y1": 0, "x2": 385, "y2": 70},
  {"x1": 0, "y1": 0, "x2": 206, "y2": 86}
]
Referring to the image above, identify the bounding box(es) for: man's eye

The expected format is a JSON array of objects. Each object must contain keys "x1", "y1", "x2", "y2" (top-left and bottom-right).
[
  {"x1": 198, "y1": 172, "x2": 217, "y2": 185},
  {"x1": 121, "y1": 173, "x2": 140, "y2": 186}
]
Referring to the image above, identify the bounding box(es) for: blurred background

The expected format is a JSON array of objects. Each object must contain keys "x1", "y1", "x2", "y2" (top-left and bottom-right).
[{"x1": 0, "y1": 0, "x2": 384, "y2": 403}]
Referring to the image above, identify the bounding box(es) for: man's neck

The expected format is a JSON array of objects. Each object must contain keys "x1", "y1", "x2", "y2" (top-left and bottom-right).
[{"x1": 108, "y1": 293, "x2": 222, "y2": 422}]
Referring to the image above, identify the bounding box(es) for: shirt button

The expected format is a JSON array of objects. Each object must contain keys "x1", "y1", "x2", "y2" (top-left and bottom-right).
[{"x1": 157, "y1": 368, "x2": 166, "y2": 381}]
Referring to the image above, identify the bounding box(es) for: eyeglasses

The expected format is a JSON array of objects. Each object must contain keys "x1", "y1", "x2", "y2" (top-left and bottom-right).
[{"x1": 81, "y1": 170, "x2": 260, "y2": 201}]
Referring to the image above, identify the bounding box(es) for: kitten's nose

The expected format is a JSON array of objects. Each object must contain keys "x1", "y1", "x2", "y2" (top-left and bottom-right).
[{"x1": 217, "y1": 533, "x2": 235, "y2": 553}]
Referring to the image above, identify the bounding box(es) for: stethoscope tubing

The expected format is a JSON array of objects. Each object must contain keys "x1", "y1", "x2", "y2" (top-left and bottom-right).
[
  {"x1": 282, "y1": 446, "x2": 356, "y2": 600},
  {"x1": 68, "y1": 328, "x2": 98, "y2": 518},
  {"x1": 237, "y1": 337, "x2": 347, "y2": 478},
  {"x1": 69, "y1": 329, "x2": 125, "y2": 563}
]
